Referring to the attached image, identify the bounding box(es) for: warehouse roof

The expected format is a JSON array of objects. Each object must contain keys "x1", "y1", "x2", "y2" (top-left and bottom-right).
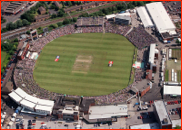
[
  {"x1": 136, "y1": 7, "x2": 154, "y2": 28},
  {"x1": 163, "y1": 85, "x2": 181, "y2": 96},
  {"x1": 35, "y1": 105, "x2": 53, "y2": 112},
  {"x1": 130, "y1": 123, "x2": 160, "y2": 129},
  {"x1": 105, "y1": 14, "x2": 116, "y2": 19},
  {"x1": 154, "y1": 100, "x2": 172, "y2": 125},
  {"x1": 89, "y1": 105, "x2": 127, "y2": 119},
  {"x1": 146, "y1": 2, "x2": 176, "y2": 33},
  {"x1": 149, "y1": 44, "x2": 156, "y2": 64}
]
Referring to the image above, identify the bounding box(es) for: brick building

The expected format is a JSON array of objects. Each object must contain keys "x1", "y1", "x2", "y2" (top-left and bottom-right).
[
  {"x1": 130, "y1": 79, "x2": 152, "y2": 97},
  {"x1": 35, "y1": 14, "x2": 50, "y2": 22},
  {"x1": 54, "y1": 1, "x2": 61, "y2": 9},
  {"x1": 38, "y1": 6, "x2": 46, "y2": 15}
]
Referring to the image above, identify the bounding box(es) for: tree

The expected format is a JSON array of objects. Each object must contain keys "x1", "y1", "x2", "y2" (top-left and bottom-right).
[
  {"x1": 112, "y1": 7, "x2": 117, "y2": 11},
  {"x1": 58, "y1": 10, "x2": 64, "y2": 17},
  {"x1": 16, "y1": 20, "x2": 23, "y2": 28},
  {"x1": 57, "y1": 22, "x2": 62, "y2": 27},
  {"x1": 6, "y1": 22, "x2": 11, "y2": 30},
  {"x1": 14, "y1": 38, "x2": 18, "y2": 42},
  {"x1": 67, "y1": 1, "x2": 72, "y2": 6},
  {"x1": 51, "y1": 14, "x2": 57, "y2": 18},
  {"x1": 137, "y1": 1, "x2": 144, "y2": 6},
  {"x1": 49, "y1": 24, "x2": 58, "y2": 29},
  {"x1": 63, "y1": 18, "x2": 70, "y2": 25},
  {"x1": 51, "y1": 4, "x2": 56, "y2": 9},
  {"x1": 55, "y1": 6, "x2": 59, "y2": 11},
  {"x1": 1, "y1": 28, "x2": 7, "y2": 33},
  {"x1": 22, "y1": 19, "x2": 29, "y2": 26},
  {"x1": 26, "y1": 30, "x2": 30, "y2": 35},
  {"x1": 73, "y1": 17, "x2": 77, "y2": 22}
]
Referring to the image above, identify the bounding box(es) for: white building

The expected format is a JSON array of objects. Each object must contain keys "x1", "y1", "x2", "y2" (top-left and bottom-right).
[
  {"x1": 163, "y1": 85, "x2": 181, "y2": 97},
  {"x1": 146, "y1": 2, "x2": 176, "y2": 34},
  {"x1": 136, "y1": 7, "x2": 154, "y2": 28},
  {"x1": 154, "y1": 100, "x2": 172, "y2": 129},
  {"x1": 130, "y1": 123, "x2": 160, "y2": 129},
  {"x1": 115, "y1": 13, "x2": 131, "y2": 25},
  {"x1": 8, "y1": 88, "x2": 54, "y2": 115},
  {"x1": 89, "y1": 104, "x2": 128, "y2": 120}
]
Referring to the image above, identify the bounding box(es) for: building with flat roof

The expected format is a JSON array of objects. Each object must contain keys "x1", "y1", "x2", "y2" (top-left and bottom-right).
[
  {"x1": 146, "y1": 2, "x2": 178, "y2": 41},
  {"x1": 38, "y1": 6, "x2": 46, "y2": 15},
  {"x1": 148, "y1": 44, "x2": 158, "y2": 72},
  {"x1": 163, "y1": 85, "x2": 181, "y2": 99},
  {"x1": 130, "y1": 122, "x2": 160, "y2": 129},
  {"x1": 136, "y1": 6, "x2": 154, "y2": 28},
  {"x1": 88, "y1": 104, "x2": 128, "y2": 120},
  {"x1": 2, "y1": 1, "x2": 27, "y2": 14},
  {"x1": 154, "y1": 100, "x2": 172, "y2": 129},
  {"x1": 130, "y1": 79, "x2": 152, "y2": 97}
]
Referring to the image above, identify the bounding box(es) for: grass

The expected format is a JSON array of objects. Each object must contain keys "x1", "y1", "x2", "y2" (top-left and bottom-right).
[
  {"x1": 1, "y1": 51, "x2": 7, "y2": 65},
  {"x1": 177, "y1": 70, "x2": 181, "y2": 82},
  {"x1": 172, "y1": 48, "x2": 181, "y2": 60},
  {"x1": 33, "y1": 33, "x2": 135, "y2": 96},
  {"x1": 165, "y1": 69, "x2": 169, "y2": 81}
]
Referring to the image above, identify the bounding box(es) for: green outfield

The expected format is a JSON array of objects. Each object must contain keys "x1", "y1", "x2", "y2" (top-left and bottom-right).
[{"x1": 33, "y1": 33, "x2": 135, "y2": 96}]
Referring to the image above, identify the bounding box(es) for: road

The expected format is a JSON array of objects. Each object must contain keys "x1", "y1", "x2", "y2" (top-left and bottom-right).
[
  {"x1": 1, "y1": 1, "x2": 123, "y2": 40},
  {"x1": 1, "y1": 1, "x2": 39, "y2": 28}
]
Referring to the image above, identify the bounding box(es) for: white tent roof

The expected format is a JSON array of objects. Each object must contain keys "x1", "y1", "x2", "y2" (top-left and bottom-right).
[
  {"x1": 14, "y1": 88, "x2": 28, "y2": 98},
  {"x1": 105, "y1": 14, "x2": 116, "y2": 19},
  {"x1": 24, "y1": 94, "x2": 39, "y2": 104},
  {"x1": 38, "y1": 99, "x2": 54, "y2": 107},
  {"x1": 163, "y1": 85, "x2": 181, "y2": 96},
  {"x1": 35, "y1": 105, "x2": 52, "y2": 112},
  {"x1": 146, "y1": 2, "x2": 176, "y2": 33},
  {"x1": 20, "y1": 99, "x2": 36, "y2": 109},
  {"x1": 8, "y1": 92, "x2": 22, "y2": 103},
  {"x1": 136, "y1": 7, "x2": 154, "y2": 28},
  {"x1": 149, "y1": 44, "x2": 156, "y2": 64},
  {"x1": 89, "y1": 105, "x2": 128, "y2": 119}
]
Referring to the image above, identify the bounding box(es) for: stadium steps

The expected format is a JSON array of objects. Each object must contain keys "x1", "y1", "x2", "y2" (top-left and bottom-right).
[{"x1": 125, "y1": 27, "x2": 133, "y2": 37}]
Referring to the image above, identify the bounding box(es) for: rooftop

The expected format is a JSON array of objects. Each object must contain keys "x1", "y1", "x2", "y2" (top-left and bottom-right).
[
  {"x1": 154, "y1": 100, "x2": 172, "y2": 125},
  {"x1": 89, "y1": 104, "x2": 128, "y2": 120},
  {"x1": 131, "y1": 79, "x2": 151, "y2": 93},
  {"x1": 130, "y1": 123, "x2": 160, "y2": 129}
]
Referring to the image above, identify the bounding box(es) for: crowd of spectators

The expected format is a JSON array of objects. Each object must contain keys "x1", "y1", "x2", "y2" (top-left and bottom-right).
[
  {"x1": 126, "y1": 26, "x2": 157, "y2": 49},
  {"x1": 76, "y1": 17, "x2": 104, "y2": 27},
  {"x1": 105, "y1": 22, "x2": 131, "y2": 36}
]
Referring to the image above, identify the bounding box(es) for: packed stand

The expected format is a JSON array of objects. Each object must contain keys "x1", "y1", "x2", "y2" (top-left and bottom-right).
[
  {"x1": 105, "y1": 22, "x2": 131, "y2": 36},
  {"x1": 126, "y1": 26, "x2": 157, "y2": 49}
]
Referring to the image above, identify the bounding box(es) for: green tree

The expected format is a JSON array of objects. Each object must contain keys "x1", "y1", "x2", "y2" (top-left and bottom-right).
[
  {"x1": 112, "y1": 7, "x2": 117, "y2": 11},
  {"x1": 22, "y1": 19, "x2": 29, "y2": 26},
  {"x1": 67, "y1": 1, "x2": 72, "y2": 6},
  {"x1": 51, "y1": 14, "x2": 57, "y2": 18},
  {"x1": 73, "y1": 17, "x2": 77, "y2": 22},
  {"x1": 57, "y1": 22, "x2": 62, "y2": 27},
  {"x1": 16, "y1": 20, "x2": 23, "y2": 28},
  {"x1": 63, "y1": 18, "x2": 70, "y2": 25},
  {"x1": 51, "y1": 4, "x2": 56, "y2": 9},
  {"x1": 137, "y1": 1, "x2": 144, "y2": 6},
  {"x1": 55, "y1": 6, "x2": 59, "y2": 11},
  {"x1": 14, "y1": 38, "x2": 18, "y2": 42},
  {"x1": 58, "y1": 10, "x2": 64, "y2": 17},
  {"x1": 1, "y1": 28, "x2": 7, "y2": 33},
  {"x1": 26, "y1": 30, "x2": 30, "y2": 35}
]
